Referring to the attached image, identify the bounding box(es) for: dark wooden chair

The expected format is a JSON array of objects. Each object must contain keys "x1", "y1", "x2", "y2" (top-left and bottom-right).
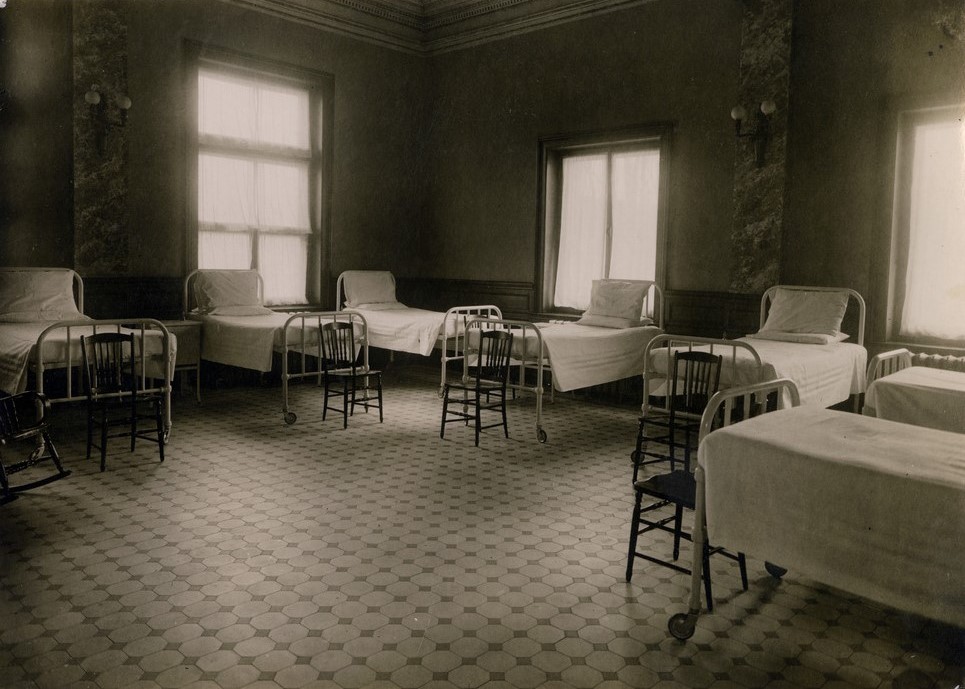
[
  {"x1": 0, "y1": 390, "x2": 71, "y2": 504},
  {"x1": 319, "y1": 321, "x2": 383, "y2": 428},
  {"x1": 626, "y1": 351, "x2": 747, "y2": 610},
  {"x1": 81, "y1": 332, "x2": 165, "y2": 472},
  {"x1": 632, "y1": 350, "x2": 723, "y2": 482},
  {"x1": 440, "y1": 329, "x2": 514, "y2": 446}
]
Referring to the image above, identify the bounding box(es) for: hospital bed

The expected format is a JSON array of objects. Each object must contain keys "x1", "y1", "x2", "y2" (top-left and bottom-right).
[
  {"x1": 184, "y1": 269, "x2": 372, "y2": 425},
  {"x1": 0, "y1": 268, "x2": 175, "y2": 436},
  {"x1": 863, "y1": 348, "x2": 965, "y2": 433},
  {"x1": 667, "y1": 377, "x2": 965, "y2": 639},
  {"x1": 458, "y1": 281, "x2": 664, "y2": 443},
  {"x1": 643, "y1": 285, "x2": 867, "y2": 414},
  {"x1": 335, "y1": 270, "x2": 502, "y2": 392}
]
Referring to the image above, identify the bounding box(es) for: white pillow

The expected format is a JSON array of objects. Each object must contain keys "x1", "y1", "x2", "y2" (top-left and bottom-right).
[
  {"x1": 0, "y1": 270, "x2": 82, "y2": 322},
  {"x1": 747, "y1": 330, "x2": 850, "y2": 345},
  {"x1": 209, "y1": 305, "x2": 275, "y2": 317},
  {"x1": 194, "y1": 271, "x2": 262, "y2": 313},
  {"x1": 351, "y1": 301, "x2": 407, "y2": 311},
  {"x1": 343, "y1": 271, "x2": 397, "y2": 307},
  {"x1": 582, "y1": 279, "x2": 652, "y2": 322},
  {"x1": 576, "y1": 314, "x2": 654, "y2": 329},
  {"x1": 761, "y1": 288, "x2": 849, "y2": 335}
]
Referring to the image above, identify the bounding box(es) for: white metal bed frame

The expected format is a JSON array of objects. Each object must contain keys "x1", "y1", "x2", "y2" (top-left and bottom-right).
[
  {"x1": 334, "y1": 270, "x2": 503, "y2": 394},
  {"x1": 643, "y1": 285, "x2": 866, "y2": 420},
  {"x1": 458, "y1": 282, "x2": 665, "y2": 443},
  {"x1": 1, "y1": 268, "x2": 174, "y2": 438},
  {"x1": 667, "y1": 378, "x2": 801, "y2": 640},
  {"x1": 184, "y1": 269, "x2": 373, "y2": 425}
]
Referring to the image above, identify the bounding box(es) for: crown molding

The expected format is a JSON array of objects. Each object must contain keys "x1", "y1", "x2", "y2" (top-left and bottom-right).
[{"x1": 220, "y1": 0, "x2": 656, "y2": 54}]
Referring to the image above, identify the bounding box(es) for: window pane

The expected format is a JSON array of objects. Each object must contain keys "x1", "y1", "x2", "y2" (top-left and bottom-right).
[
  {"x1": 199, "y1": 69, "x2": 309, "y2": 151},
  {"x1": 199, "y1": 154, "x2": 254, "y2": 228},
  {"x1": 256, "y1": 160, "x2": 311, "y2": 232},
  {"x1": 199, "y1": 230, "x2": 252, "y2": 269},
  {"x1": 609, "y1": 149, "x2": 659, "y2": 281},
  {"x1": 199, "y1": 71, "x2": 257, "y2": 143},
  {"x1": 257, "y1": 85, "x2": 310, "y2": 150},
  {"x1": 259, "y1": 234, "x2": 308, "y2": 305},
  {"x1": 554, "y1": 154, "x2": 607, "y2": 310},
  {"x1": 900, "y1": 117, "x2": 965, "y2": 340}
]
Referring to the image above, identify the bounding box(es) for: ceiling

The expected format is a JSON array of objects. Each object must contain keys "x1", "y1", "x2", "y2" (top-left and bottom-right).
[{"x1": 222, "y1": 0, "x2": 655, "y2": 54}]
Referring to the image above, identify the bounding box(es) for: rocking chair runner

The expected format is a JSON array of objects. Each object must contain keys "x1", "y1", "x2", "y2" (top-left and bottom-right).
[{"x1": 0, "y1": 390, "x2": 71, "y2": 504}]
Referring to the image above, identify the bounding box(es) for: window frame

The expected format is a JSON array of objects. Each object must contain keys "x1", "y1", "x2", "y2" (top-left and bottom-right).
[
  {"x1": 877, "y1": 98, "x2": 965, "y2": 350},
  {"x1": 536, "y1": 124, "x2": 671, "y2": 316},
  {"x1": 184, "y1": 42, "x2": 334, "y2": 308}
]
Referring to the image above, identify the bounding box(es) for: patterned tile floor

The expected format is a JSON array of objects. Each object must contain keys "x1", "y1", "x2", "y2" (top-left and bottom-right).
[{"x1": 1, "y1": 362, "x2": 962, "y2": 689}]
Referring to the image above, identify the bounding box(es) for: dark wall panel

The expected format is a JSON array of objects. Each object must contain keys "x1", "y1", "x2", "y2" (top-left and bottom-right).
[
  {"x1": 0, "y1": 1, "x2": 74, "y2": 267},
  {"x1": 422, "y1": 1, "x2": 743, "y2": 292}
]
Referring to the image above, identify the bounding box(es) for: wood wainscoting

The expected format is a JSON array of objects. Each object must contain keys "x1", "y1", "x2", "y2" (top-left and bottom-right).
[{"x1": 396, "y1": 279, "x2": 762, "y2": 339}]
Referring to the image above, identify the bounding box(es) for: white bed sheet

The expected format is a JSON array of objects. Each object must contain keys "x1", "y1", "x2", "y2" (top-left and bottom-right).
[
  {"x1": 0, "y1": 321, "x2": 175, "y2": 394},
  {"x1": 650, "y1": 338, "x2": 866, "y2": 407},
  {"x1": 863, "y1": 366, "x2": 965, "y2": 434},
  {"x1": 536, "y1": 323, "x2": 663, "y2": 392},
  {"x1": 192, "y1": 312, "x2": 324, "y2": 373},
  {"x1": 348, "y1": 307, "x2": 452, "y2": 357},
  {"x1": 699, "y1": 406, "x2": 965, "y2": 628}
]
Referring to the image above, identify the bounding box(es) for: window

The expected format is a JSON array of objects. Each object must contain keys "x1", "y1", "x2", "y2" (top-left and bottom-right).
[
  {"x1": 188, "y1": 47, "x2": 332, "y2": 306},
  {"x1": 539, "y1": 128, "x2": 669, "y2": 312},
  {"x1": 890, "y1": 105, "x2": 965, "y2": 343}
]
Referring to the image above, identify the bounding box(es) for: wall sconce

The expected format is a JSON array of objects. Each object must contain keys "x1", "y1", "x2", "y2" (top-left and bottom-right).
[
  {"x1": 84, "y1": 84, "x2": 132, "y2": 155},
  {"x1": 731, "y1": 99, "x2": 776, "y2": 167}
]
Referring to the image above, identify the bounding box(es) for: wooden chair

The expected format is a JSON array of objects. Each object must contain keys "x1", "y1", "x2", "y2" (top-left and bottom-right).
[
  {"x1": 81, "y1": 332, "x2": 165, "y2": 472},
  {"x1": 440, "y1": 329, "x2": 514, "y2": 446},
  {"x1": 319, "y1": 321, "x2": 383, "y2": 428},
  {"x1": 0, "y1": 390, "x2": 71, "y2": 504},
  {"x1": 632, "y1": 350, "x2": 722, "y2": 482},
  {"x1": 626, "y1": 351, "x2": 747, "y2": 610}
]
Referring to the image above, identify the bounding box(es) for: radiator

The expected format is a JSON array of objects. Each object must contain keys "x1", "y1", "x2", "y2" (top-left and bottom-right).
[{"x1": 910, "y1": 352, "x2": 965, "y2": 373}]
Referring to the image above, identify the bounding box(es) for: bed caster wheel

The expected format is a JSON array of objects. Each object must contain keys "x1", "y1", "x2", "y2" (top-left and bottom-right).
[
  {"x1": 668, "y1": 613, "x2": 696, "y2": 640},
  {"x1": 284, "y1": 412, "x2": 297, "y2": 425},
  {"x1": 537, "y1": 429, "x2": 547, "y2": 443},
  {"x1": 765, "y1": 562, "x2": 787, "y2": 579}
]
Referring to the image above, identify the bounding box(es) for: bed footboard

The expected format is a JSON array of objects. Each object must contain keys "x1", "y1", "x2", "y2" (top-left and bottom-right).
[
  {"x1": 33, "y1": 319, "x2": 175, "y2": 438},
  {"x1": 280, "y1": 311, "x2": 370, "y2": 425},
  {"x1": 439, "y1": 305, "x2": 503, "y2": 394},
  {"x1": 461, "y1": 318, "x2": 549, "y2": 443},
  {"x1": 642, "y1": 334, "x2": 765, "y2": 419}
]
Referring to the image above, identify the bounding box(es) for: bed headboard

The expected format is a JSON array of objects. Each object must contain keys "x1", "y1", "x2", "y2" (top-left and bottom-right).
[
  {"x1": 0, "y1": 267, "x2": 84, "y2": 314},
  {"x1": 183, "y1": 269, "x2": 265, "y2": 318},
  {"x1": 648, "y1": 283, "x2": 664, "y2": 329},
  {"x1": 760, "y1": 285, "x2": 865, "y2": 346}
]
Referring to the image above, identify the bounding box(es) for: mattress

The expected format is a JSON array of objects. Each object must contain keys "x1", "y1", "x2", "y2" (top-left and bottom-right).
[
  {"x1": 192, "y1": 312, "x2": 326, "y2": 373},
  {"x1": 350, "y1": 307, "x2": 465, "y2": 357},
  {"x1": 649, "y1": 338, "x2": 866, "y2": 407},
  {"x1": 470, "y1": 322, "x2": 662, "y2": 392},
  {"x1": 0, "y1": 320, "x2": 175, "y2": 394},
  {"x1": 699, "y1": 406, "x2": 965, "y2": 628}
]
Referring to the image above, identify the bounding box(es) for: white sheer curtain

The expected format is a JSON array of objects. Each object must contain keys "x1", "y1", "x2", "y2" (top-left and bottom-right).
[
  {"x1": 197, "y1": 69, "x2": 312, "y2": 305},
  {"x1": 610, "y1": 150, "x2": 659, "y2": 282},
  {"x1": 899, "y1": 116, "x2": 965, "y2": 340},
  {"x1": 553, "y1": 149, "x2": 660, "y2": 310},
  {"x1": 554, "y1": 155, "x2": 607, "y2": 310}
]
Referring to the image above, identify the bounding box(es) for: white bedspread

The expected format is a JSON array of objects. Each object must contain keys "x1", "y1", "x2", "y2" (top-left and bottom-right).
[
  {"x1": 350, "y1": 307, "x2": 449, "y2": 357},
  {"x1": 539, "y1": 323, "x2": 662, "y2": 392},
  {"x1": 0, "y1": 321, "x2": 175, "y2": 394},
  {"x1": 650, "y1": 339, "x2": 866, "y2": 407},
  {"x1": 195, "y1": 312, "x2": 323, "y2": 373},
  {"x1": 864, "y1": 366, "x2": 965, "y2": 434},
  {"x1": 700, "y1": 406, "x2": 965, "y2": 627}
]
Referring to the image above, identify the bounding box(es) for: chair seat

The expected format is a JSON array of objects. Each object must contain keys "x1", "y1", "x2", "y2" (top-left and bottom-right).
[{"x1": 636, "y1": 470, "x2": 696, "y2": 509}]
